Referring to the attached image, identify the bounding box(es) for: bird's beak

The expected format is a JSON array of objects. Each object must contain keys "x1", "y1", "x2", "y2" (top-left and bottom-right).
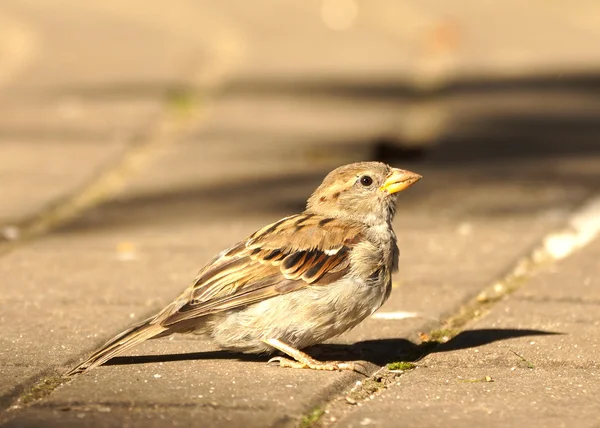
[{"x1": 379, "y1": 168, "x2": 422, "y2": 194}]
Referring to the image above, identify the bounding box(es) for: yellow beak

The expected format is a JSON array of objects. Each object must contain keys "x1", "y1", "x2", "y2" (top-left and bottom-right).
[{"x1": 379, "y1": 168, "x2": 422, "y2": 194}]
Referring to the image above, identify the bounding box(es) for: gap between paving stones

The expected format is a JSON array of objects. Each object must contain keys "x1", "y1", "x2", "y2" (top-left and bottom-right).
[{"x1": 305, "y1": 192, "x2": 600, "y2": 428}]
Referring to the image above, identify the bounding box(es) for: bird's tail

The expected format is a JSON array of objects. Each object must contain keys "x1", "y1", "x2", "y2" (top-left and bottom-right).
[{"x1": 65, "y1": 317, "x2": 168, "y2": 376}]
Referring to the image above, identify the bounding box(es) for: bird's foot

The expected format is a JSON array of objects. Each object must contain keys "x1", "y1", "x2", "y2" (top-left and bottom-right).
[
  {"x1": 268, "y1": 356, "x2": 355, "y2": 371},
  {"x1": 263, "y1": 338, "x2": 365, "y2": 373}
]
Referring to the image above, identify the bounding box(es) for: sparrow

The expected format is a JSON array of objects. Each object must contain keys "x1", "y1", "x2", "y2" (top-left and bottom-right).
[{"x1": 67, "y1": 162, "x2": 421, "y2": 375}]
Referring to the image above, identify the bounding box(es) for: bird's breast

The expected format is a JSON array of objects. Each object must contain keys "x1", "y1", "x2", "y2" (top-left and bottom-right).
[{"x1": 352, "y1": 225, "x2": 398, "y2": 277}]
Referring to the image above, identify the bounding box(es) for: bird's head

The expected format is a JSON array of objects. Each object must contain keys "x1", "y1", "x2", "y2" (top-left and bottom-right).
[{"x1": 306, "y1": 162, "x2": 422, "y2": 225}]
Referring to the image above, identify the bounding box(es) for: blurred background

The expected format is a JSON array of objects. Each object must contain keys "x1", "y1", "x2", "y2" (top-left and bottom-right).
[{"x1": 1, "y1": 0, "x2": 600, "y2": 236}]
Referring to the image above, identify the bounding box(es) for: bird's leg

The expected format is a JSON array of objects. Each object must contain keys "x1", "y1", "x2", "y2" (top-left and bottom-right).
[{"x1": 263, "y1": 338, "x2": 356, "y2": 371}]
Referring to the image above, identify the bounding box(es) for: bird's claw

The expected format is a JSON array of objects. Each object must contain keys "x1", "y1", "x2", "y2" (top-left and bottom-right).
[{"x1": 267, "y1": 356, "x2": 356, "y2": 371}]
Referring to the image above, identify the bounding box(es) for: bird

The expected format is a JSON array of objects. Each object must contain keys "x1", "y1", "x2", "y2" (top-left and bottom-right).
[{"x1": 66, "y1": 161, "x2": 421, "y2": 375}]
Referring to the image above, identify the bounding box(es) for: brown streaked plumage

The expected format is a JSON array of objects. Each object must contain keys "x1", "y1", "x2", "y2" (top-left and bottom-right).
[{"x1": 67, "y1": 162, "x2": 421, "y2": 375}]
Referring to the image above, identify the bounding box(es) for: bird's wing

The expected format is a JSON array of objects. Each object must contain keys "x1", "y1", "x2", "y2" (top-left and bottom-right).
[{"x1": 159, "y1": 213, "x2": 364, "y2": 326}]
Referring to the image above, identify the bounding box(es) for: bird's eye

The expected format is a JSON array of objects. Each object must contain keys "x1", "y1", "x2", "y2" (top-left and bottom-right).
[{"x1": 360, "y1": 175, "x2": 373, "y2": 186}]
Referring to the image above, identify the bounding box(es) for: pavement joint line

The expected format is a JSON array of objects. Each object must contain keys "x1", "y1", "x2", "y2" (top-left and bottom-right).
[
  {"x1": 33, "y1": 401, "x2": 272, "y2": 411},
  {"x1": 313, "y1": 190, "x2": 600, "y2": 427}
]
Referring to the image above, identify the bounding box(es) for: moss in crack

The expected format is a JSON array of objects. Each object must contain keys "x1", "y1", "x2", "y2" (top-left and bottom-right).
[
  {"x1": 299, "y1": 407, "x2": 325, "y2": 428},
  {"x1": 343, "y1": 370, "x2": 402, "y2": 405},
  {"x1": 19, "y1": 376, "x2": 66, "y2": 406},
  {"x1": 386, "y1": 361, "x2": 416, "y2": 371}
]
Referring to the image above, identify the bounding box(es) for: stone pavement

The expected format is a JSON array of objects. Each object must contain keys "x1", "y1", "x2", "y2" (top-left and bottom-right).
[{"x1": 1, "y1": 1, "x2": 600, "y2": 427}]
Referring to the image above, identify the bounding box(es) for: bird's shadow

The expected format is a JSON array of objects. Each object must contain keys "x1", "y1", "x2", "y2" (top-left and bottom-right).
[{"x1": 105, "y1": 328, "x2": 562, "y2": 368}]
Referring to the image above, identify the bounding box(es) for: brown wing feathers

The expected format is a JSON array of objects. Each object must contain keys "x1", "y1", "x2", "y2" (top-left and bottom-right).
[
  {"x1": 243, "y1": 214, "x2": 360, "y2": 284},
  {"x1": 161, "y1": 214, "x2": 361, "y2": 324}
]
